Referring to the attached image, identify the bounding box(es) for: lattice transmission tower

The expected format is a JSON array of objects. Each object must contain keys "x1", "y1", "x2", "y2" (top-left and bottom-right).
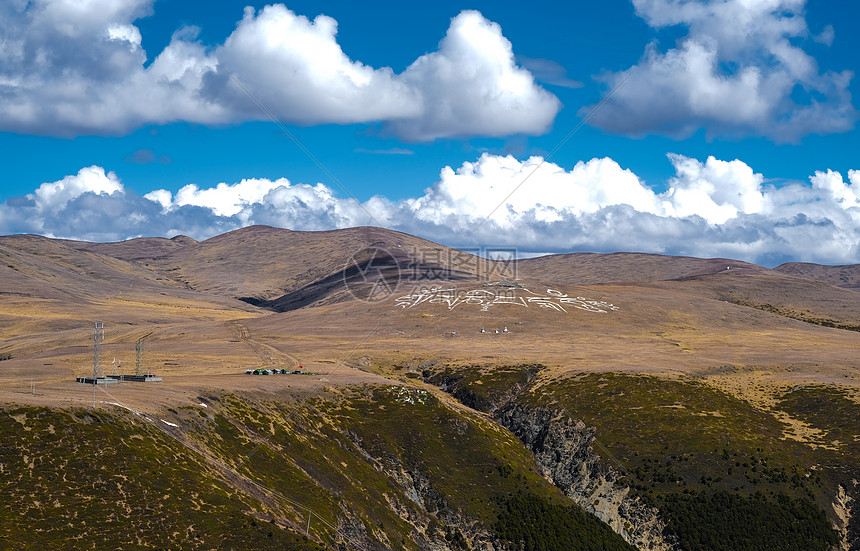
[
  {"x1": 136, "y1": 337, "x2": 144, "y2": 377},
  {"x1": 93, "y1": 321, "x2": 104, "y2": 379}
]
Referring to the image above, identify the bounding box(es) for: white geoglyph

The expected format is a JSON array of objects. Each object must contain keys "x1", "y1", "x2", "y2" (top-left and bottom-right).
[{"x1": 394, "y1": 287, "x2": 620, "y2": 313}]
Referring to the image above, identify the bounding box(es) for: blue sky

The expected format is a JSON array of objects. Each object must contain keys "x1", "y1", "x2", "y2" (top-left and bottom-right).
[{"x1": 1, "y1": 0, "x2": 859, "y2": 266}]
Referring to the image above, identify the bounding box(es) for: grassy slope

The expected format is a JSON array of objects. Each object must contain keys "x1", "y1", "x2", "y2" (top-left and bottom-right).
[
  {"x1": 1, "y1": 385, "x2": 635, "y2": 551},
  {"x1": 544, "y1": 373, "x2": 846, "y2": 550},
  {"x1": 0, "y1": 407, "x2": 323, "y2": 550}
]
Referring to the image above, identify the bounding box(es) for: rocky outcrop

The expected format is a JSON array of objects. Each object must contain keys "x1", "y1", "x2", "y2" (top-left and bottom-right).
[
  {"x1": 385, "y1": 462, "x2": 503, "y2": 551},
  {"x1": 833, "y1": 480, "x2": 859, "y2": 551},
  {"x1": 422, "y1": 367, "x2": 674, "y2": 549},
  {"x1": 343, "y1": 431, "x2": 502, "y2": 551},
  {"x1": 497, "y1": 404, "x2": 675, "y2": 551}
]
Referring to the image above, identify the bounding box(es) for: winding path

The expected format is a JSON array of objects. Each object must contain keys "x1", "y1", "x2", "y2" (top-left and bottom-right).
[{"x1": 226, "y1": 320, "x2": 300, "y2": 369}]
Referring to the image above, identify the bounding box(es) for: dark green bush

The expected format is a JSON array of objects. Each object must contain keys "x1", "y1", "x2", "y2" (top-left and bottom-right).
[{"x1": 661, "y1": 490, "x2": 839, "y2": 551}]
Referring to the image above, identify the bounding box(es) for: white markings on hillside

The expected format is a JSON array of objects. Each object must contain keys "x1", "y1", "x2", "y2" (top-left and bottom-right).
[
  {"x1": 390, "y1": 386, "x2": 430, "y2": 405},
  {"x1": 394, "y1": 287, "x2": 620, "y2": 313}
]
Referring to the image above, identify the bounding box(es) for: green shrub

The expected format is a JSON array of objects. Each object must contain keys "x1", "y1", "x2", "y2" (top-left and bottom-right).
[{"x1": 661, "y1": 490, "x2": 839, "y2": 551}]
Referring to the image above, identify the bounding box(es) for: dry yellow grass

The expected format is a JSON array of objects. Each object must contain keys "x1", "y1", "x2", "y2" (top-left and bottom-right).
[{"x1": 1, "y1": 226, "x2": 858, "y2": 418}]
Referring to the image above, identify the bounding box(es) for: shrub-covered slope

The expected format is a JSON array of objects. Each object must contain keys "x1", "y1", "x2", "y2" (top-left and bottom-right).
[
  {"x1": 0, "y1": 406, "x2": 324, "y2": 550},
  {"x1": 417, "y1": 364, "x2": 857, "y2": 551},
  {"x1": 1, "y1": 386, "x2": 636, "y2": 550}
]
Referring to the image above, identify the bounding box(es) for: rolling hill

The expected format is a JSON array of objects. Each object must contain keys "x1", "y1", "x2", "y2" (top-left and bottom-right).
[{"x1": 774, "y1": 261, "x2": 860, "y2": 291}]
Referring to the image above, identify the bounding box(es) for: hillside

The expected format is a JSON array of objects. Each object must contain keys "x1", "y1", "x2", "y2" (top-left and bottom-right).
[
  {"x1": 774, "y1": 262, "x2": 860, "y2": 291},
  {"x1": 516, "y1": 251, "x2": 768, "y2": 285},
  {"x1": 1, "y1": 226, "x2": 858, "y2": 550}
]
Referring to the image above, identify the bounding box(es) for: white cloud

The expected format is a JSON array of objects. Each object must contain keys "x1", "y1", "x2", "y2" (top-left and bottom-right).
[
  {"x1": 385, "y1": 11, "x2": 560, "y2": 140},
  {"x1": 145, "y1": 176, "x2": 381, "y2": 232},
  {"x1": 663, "y1": 154, "x2": 766, "y2": 224},
  {"x1": 587, "y1": 0, "x2": 857, "y2": 141},
  {"x1": 810, "y1": 169, "x2": 860, "y2": 208},
  {"x1": 5, "y1": 155, "x2": 860, "y2": 265},
  {"x1": 0, "y1": 4, "x2": 559, "y2": 140},
  {"x1": 249, "y1": 183, "x2": 385, "y2": 230},
  {"x1": 404, "y1": 152, "x2": 773, "y2": 228},
  {"x1": 405, "y1": 154, "x2": 662, "y2": 229},
  {"x1": 170, "y1": 178, "x2": 290, "y2": 218},
  {"x1": 207, "y1": 5, "x2": 420, "y2": 125},
  {"x1": 29, "y1": 165, "x2": 124, "y2": 212},
  {"x1": 143, "y1": 189, "x2": 173, "y2": 211}
]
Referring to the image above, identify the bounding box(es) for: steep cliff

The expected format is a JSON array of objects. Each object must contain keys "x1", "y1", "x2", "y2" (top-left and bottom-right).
[
  {"x1": 497, "y1": 404, "x2": 675, "y2": 550},
  {"x1": 422, "y1": 365, "x2": 673, "y2": 548},
  {"x1": 833, "y1": 481, "x2": 859, "y2": 551},
  {"x1": 421, "y1": 366, "x2": 849, "y2": 551}
]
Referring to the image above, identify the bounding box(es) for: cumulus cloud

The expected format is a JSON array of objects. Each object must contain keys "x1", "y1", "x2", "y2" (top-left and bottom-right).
[
  {"x1": 586, "y1": 0, "x2": 857, "y2": 141},
  {"x1": 28, "y1": 166, "x2": 124, "y2": 212},
  {"x1": 0, "y1": 3, "x2": 558, "y2": 140},
  {"x1": 386, "y1": 11, "x2": 560, "y2": 140},
  {"x1": 404, "y1": 154, "x2": 663, "y2": 229},
  {"x1": 205, "y1": 5, "x2": 420, "y2": 125},
  {"x1": 4, "y1": 155, "x2": 860, "y2": 266},
  {"x1": 158, "y1": 178, "x2": 289, "y2": 218},
  {"x1": 662, "y1": 154, "x2": 766, "y2": 223},
  {"x1": 0, "y1": 0, "x2": 229, "y2": 134},
  {"x1": 810, "y1": 169, "x2": 860, "y2": 207},
  {"x1": 397, "y1": 154, "x2": 860, "y2": 265}
]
